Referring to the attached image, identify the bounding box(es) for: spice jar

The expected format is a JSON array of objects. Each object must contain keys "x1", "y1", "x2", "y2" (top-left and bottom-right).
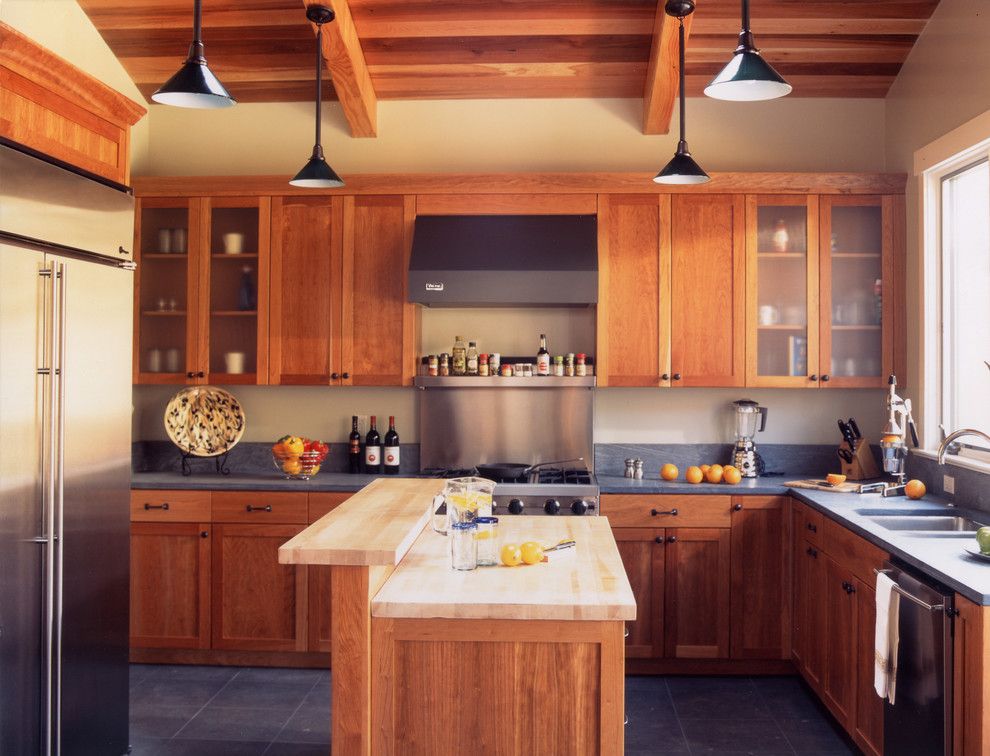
[
  {"x1": 439, "y1": 353, "x2": 450, "y2": 376},
  {"x1": 522, "y1": 364, "x2": 533, "y2": 377},
  {"x1": 500, "y1": 363, "x2": 512, "y2": 377},
  {"x1": 478, "y1": 354, "x2": 489, "y2": 376},
  {"x1": 475, "y1": 517, "x2": 499, "y2": 566},
  {"x1": 565, "y1": 353, "x2": 575, "y2": 377},
  {"x1": 428, "y1": 354, "x2": 439, "y2": 376},
  {"x1": 553, "y1": 355, "x2": 564, "y2": 376},
  {"x1": 575, "y1": 353, "x2": 587, "y2": 376},
  {"x1": 450, "y1": 521, "x2": 478, "y2": 571},
  {"x1": 489, "y1": 353, "x2": 501, "y2": 375}
]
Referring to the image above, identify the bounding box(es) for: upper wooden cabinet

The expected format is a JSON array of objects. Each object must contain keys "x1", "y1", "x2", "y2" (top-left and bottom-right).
[
  {"x1": 133, "y1": 196, "x2": 270, "y2": 385},
  {"x1": 0, "y1": 22, "x2": 145, "y2": 185}
]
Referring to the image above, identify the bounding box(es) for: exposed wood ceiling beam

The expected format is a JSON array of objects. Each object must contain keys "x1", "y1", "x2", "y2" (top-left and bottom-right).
[
  {"x1": 309, "y1": 0, "x2": 377, "y2": 137},
  {"x1": 642, "y1": 1, "x2": 692, "y2": 136}
]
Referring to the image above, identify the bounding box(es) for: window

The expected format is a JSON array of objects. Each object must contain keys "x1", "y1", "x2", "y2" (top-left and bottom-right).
[{"x1": 925, "y1": 144, "x2": 990, "y2": 463}]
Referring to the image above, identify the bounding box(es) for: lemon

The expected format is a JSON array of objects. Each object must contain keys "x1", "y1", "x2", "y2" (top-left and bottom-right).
[
  {"x1": 474, "y1": 530, "x2": 492, "y2": 540},
  {"x1": 520, "y1": 541, "x2": 544, "y2": 565},
  {"x1": 500, "y1": 544, "x2": 523, "y2": 567}
]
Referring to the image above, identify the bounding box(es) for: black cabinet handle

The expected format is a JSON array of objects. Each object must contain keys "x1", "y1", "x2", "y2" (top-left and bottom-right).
[
  {"x1": 846, "y1": 583, "x2": 856, "y2": 595},
  {"x1": 806, "y1": 523, "x2": 817, "y2": 533},
  {"x1": 672, "y1": 373, "x2": 682, "y2": 381},
  {"x1": 661, "y1": 373, "x2": 670, "y2": 381},
  {"x1": 187, "y1": 370, "x2": 204, "y2": 378},
  {"x1": 651, "y1": 508, "x2": 678, "y2": 517},
  {"x1": 733, "y1": 503, "x2": 743, "y2": 511},
  {"x1": 342, "y1": 372, "x2": 350, "y2": 379},
  {"x1": 809, "y1": 374, "x2": 818, "y2": 382},
  {"x1": 654, "y1": 536, "x2": 664, "y2": 544},
  {"x1": 186, "y1": 371, "x2": 196, "y2": 378},
  {"x1": 331, "y1": 372, "x2": 340, "y2": 380},
  {"x1": 200, "y1": 530, "x2": 209, "y2": 538},
  {"x1": 667, "y1": 535, "x2": 678, "y2": 544},
  {"x1": 144, "y1": 502, "x2": 170, "y2": 511},
  {"x1": 806, "y1": 546, "x2": 818, "y2": 558},
  {"x1": 245, "y1": 504, "x2": 273, "y2": 513},
  {"x1": 821, "y1": 374, "x2": 831, "y2": 382}
]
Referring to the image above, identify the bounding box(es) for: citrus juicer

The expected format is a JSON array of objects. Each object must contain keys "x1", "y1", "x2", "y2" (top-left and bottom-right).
[{"x1": 878, "y1": 374, "x2": 919, "y2": 496}]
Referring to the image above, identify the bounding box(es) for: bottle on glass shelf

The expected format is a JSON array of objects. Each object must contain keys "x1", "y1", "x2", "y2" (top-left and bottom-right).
[
  {"x1": 348, "y1": 415, "x2": 362, "y2": 474},
  {"x1": 364, "y1": 416, "x2": 382, "y2": 474},
  {"x1": 383, "y1": 416, "x2": 400, "y2": 475},
  {"x1": 238, "y1": 266, "x2": 256, "y2": 310},
  {"x1": 536, "y1": 334, "x2": 551, "y2": 376},
  {"x1": 772, "y1": 219, "x2": 789, "y2": 253},
  {"x1": 452, "y1": 336, "x2": 467, "y2": 375},
  {"x1": 466, "y1": 341, "x2": 479, "y2": 375}
]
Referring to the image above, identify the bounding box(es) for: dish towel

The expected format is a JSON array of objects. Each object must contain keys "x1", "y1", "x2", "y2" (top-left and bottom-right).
[{"x1": 874, "y1": 573, "x2": 901, "y2": 704}]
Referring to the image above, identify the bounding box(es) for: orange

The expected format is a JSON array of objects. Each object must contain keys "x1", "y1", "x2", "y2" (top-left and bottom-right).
[
  {"x1": 660, "y1": 463, "x2": 679, "y2": 481},
  {"x1": 723, "y1": 467, "x2": 742, "y2": 485},
  {"x1": 520, "y1": 541, "x2": 544, "y2": 565},
  {"x1": 685, "y1": 466, "x2": 704, "y2": 484},
  {"x1": 500, "y1": 543, "x2": 523, "y2": 567},
  {"x1": 905, "y1": 479, "x2": 926, "y2": 500},
  {"x1": 706, "y1": 464, "x2": 724, "y2": 484},
  {"x1": 700, "y1": 464, "x2": 711, "y2": 476},
  {"x1": 826, "y1": 473, "x2": 847, "y2": 486}
]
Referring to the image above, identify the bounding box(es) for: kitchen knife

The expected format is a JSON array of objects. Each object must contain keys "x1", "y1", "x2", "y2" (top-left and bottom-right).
[
  {"x1": 837, "y1": 448, "x2": 854, "y2": 464},
  {"x1": 848, "y1": 418, "x2": 861, "y2": 439},
  {"x1": 838, "y1": 419, "x2": 856, "y2": 448}
]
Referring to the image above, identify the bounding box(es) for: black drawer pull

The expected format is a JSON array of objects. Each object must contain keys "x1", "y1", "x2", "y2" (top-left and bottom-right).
[
  {"x1": 654, "y1": 536, "x2": 664, "y2": 544},
  {"x1": 201, "y1": 531, "x2": 209, "y2": 538},
  {"x1": 245, "y1": 504, "x2": 273, "y2": 513},
  {"x1": 651, "y1": 508, "x2": 678, "y2": 517},
  {"x1": 661, "y1": 373, "x2": 670, "y2": 381},
  {"x1": 806, "y1": 523, "x2": 817, "y2": 533},
  {"x1": 667, "y1": 535, "x2": 678, "y2": 544},
  {"x1": 144, "y1": 502, "x2": 170, "y2": 511},
  {"x1": 806, "y1": 546, "x2": 818, "y2": 558},
  {"x1": 733, "y1": 503, "x2": 743, "y2": 511}
]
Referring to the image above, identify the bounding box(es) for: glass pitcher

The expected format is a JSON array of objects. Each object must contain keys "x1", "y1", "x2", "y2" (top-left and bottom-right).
[
  {"x1": 733, "y1": 399, "x2": 768, "y2": 441},
  {"x1": 430, "y1": 476, "x2": 495, "y2": 535}
]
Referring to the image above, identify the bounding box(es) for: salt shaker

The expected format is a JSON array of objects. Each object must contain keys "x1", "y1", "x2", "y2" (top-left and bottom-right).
[
  {"x1": 633, "y1": 459, "x2": 644, "y2": 480},
  {"x1": 624, "y1": 459, "x2": 635, "y2": 478}
]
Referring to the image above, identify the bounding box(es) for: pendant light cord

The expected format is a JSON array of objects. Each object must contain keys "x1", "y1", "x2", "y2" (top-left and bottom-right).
[
  {"x1": 741, "y1": 0, "x2": 750, "y2": 33},
  {"x1": 678, "y1": 16, "x2": 686, "y2": 148},
  {"x1": 193, "y1": 0, "x2": 202, "y2": 43},
  {"x1": 313, "y1": 22, "x2": 323, "y2": 155}
]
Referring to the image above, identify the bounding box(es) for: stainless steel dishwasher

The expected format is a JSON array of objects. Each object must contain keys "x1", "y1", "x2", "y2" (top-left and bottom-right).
[{"x1": 880, "y1": 560, "x2": 955, "y2": 756}]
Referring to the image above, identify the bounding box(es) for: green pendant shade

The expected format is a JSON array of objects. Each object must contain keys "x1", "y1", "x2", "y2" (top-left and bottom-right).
[{"x1": 704, "y1": 1, "x2": 792, "y2": 101}]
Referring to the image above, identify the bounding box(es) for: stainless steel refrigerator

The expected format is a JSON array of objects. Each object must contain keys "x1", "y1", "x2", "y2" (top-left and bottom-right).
[{"x1": 1, "y1": 143, "x2": 135, "y2": 754}]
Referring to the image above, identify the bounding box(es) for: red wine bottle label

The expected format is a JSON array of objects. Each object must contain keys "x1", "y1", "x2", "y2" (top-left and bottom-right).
[
  {"x1": 349, "y1": 439, "x2": 360, "y2": 453},
  {"x1": 365, "y1": 446, "x2": 380, "y2": 465},
  {"x1": 385, "y1": 446, "x2": 400, "y2": 466}
]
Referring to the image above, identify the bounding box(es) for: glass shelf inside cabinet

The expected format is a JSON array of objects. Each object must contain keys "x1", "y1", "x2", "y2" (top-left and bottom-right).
[
  {"x1": 209, "y1": 208, "x2": 259, "y2": 381},
  {"x1": 139, "y1": 207, "x2": 189, "y2": 375},
  {"x1": 756, "y1": 205, "x2": 809, "y2": 377}
]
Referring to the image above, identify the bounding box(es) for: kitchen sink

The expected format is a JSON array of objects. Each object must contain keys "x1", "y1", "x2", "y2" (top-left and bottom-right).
[{"x1": 863, "y1": 514, "x2": 988, "y2": 532}]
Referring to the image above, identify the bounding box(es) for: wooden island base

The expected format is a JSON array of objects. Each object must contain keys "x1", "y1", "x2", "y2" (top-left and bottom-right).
[{"x1": 370, "y1": 618, "x2": 625, "y2": 755}]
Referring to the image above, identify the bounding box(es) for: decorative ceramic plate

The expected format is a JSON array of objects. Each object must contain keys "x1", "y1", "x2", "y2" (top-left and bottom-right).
[
  {"x1": 963, "y1": 547, "x2": 990, "y2": 563},
  {"x1": 164, "y1": 386, "x2": 246, "y2": 457}
]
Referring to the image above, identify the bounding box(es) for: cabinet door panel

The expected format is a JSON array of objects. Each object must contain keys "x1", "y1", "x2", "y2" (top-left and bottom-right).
[
  {"x1": 341, "y1": 195, "x2": 416, "y2": 386},
  {"x1": 597, "y1": 195, "x2": 667, "y2": 386},
  {"x1": 854, "y1": 578, "x2": 883, "y2": 756},
  {"x1": 212, "y1": 523, "x2": 307, "y2": 651},
  {"x1": 670, "y1": 194, "x2": 745, "y2": 387},
  {"x1": 822, "y1": 556, "x2": 856, "y2": 728},
  {"x1": 613, "y1": 528, "x2": 664, "y2": 658},
  {"x1": 269, "y1": 196, "x2": 342, "y2": 384},
  {"x1": 308, "y1": 566, "x2": 333, "y2": 653},
  {"x1": 664, "y1": 528, "x2": 731, "y2": 659},
  {"x1": 792, "y1": 536, "x2": 825, "y2": 689},
  {"x1": 730, "y1": 496, "x2": 790, "y2": 659},
  {"x1": 130, "y1": 522, "x2": 210, "y2": 649}
]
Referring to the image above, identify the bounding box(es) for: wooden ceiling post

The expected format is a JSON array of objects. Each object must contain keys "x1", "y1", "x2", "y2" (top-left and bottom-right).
[
  {"x1": 308, "y1": 0, "x2": 377, "y2": 138},
  {"x1": 642, "y1": 1, "x2": 694, "y2": 135}
]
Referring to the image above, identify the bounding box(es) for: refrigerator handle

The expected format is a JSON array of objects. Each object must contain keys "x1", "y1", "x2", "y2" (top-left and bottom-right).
[{"x1": 53, "y1": 262, "x2": 66, "y2": 756}]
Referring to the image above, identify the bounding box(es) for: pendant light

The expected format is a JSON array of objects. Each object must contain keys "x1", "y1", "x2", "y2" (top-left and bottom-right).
[
  {"x1": 152, "y1": 0, "x2": 236, "y2": 108},
  {"x1": 290, "y1": 5, "x2": 344, "y2": 188},
  {"x1": 704, "y1": 0, "x2": 791, "y2": 101},
  {"x1": 654, "y1": 0, "x2": 709, "y2": 185}
]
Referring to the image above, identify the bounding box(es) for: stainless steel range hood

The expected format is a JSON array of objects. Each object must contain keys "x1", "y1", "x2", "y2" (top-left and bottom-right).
[{"x1": 408, "y1": 214, "x2": 598, "y2": 306}]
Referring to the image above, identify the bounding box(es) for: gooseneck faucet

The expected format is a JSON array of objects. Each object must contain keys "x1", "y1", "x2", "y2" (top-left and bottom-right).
[{"x1": 936, "y1": 429, "x2": 990, "y2": 465}]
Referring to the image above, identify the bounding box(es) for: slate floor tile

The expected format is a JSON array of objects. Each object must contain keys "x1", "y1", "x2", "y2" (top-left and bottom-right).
[
  {"x1": 175, "y1": 707, "x2": 291, "y2": 743},
  {"x1": 208, "y1": 681, "x2": 313, "y2": 712},
  {"x1": 130, "y1": 664, "x2": 153, "y2": 687},
  {"x1": 144, "y1": 664, "x2": 238, "y2": 684},
  {"x1": 234, "y1": 667, "x2": 327, "y2": 686},
  {"x1": 667, "y1": 677, "x2": 772, "y2": 720},
  {"x1": 156, "y1": 739, "x2": 269, "y2": 755},
  {"x1": 128, "y1": 736, "x2": 167, "y2": 755},
  {"x1": 264, "y1": 743, "x2": 331, "y2": 756},
  {"x1": 131, "y1": 678, "x2": 229, "y2": 709},
  {"x1": 130, "y1": 704, "x2": 202, "y2": 739},
  {"x1": 679, "y1": 717, "x2": 793, "y2": 754},
  {"x1": 274, "y1": 704, "x2": 332, "y2": 744},
  {"x1": 776, "y1": 716, "x2": 857, "y2": 754},
  {"x1": 753, "y1": 676, "x2": 830, "y2": 721}
]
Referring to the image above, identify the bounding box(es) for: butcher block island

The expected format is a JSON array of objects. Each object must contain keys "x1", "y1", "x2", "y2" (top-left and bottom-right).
[{"x1": 279, "y1": 478, "x2": 636, "y2": 756}]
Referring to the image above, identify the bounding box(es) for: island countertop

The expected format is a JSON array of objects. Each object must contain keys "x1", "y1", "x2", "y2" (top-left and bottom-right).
[{"x1": 371, "y1": 516, "x2": 637, "y2": 622}]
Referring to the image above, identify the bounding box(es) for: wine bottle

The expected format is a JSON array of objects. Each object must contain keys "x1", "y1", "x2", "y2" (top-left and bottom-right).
[
  {"x1": 348, "y1": 416, "x2": 362, "y2": 474},
  {"x1": 364, "y1": 416, "x2": 382, "y2": 474},
  {"x1": 452, "y1": 335, "x2": 466, "y2": 375},
  {"x1": 383, "y1": 416, "x2": 400, "y2": 475},
  {"x1": 536, "y1": 334, "x2": 550, "y2": 376}
]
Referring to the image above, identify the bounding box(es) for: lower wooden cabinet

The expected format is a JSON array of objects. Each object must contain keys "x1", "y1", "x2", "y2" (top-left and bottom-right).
[
  {"x1": 791, "y1": 534, "x2": 826, "y2": 688},
  {"x1": 854, "y1": 577, "x2": 883, "y2": 756},
  {"x1": 130, "y1": 522, "x2": 211, "y2": 649},
  {"x1": 953, "y1": 595, "x2": 990, "y2": 756},
  {"x1": 664, "y1": 528, "x2": 731, "y2": 659},
  {"x1": 821, "y1": 555, "x2": 857, "y2": 728},
  {"x1": 612, "y1": 528, "x2": 664, "y2": 658}
]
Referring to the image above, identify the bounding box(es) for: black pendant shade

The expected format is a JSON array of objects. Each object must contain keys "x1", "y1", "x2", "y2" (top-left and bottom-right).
[
  {"x1": 704, "y1": 0, "x2": 792, "y2": 101},
  {"x1": 654, "y1": 0, "x2": 709, "y2": 185},
  {"x1": 152, "y1": 0, "x2": 235, "y2": 109},
  {"x1": 290, "y1": 5, "x2": 344, "y2": 188}
]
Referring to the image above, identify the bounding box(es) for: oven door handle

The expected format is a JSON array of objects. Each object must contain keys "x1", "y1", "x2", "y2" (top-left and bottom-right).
[{"x1": 875, "y1": 569, "x2": 946, "y2": 613}]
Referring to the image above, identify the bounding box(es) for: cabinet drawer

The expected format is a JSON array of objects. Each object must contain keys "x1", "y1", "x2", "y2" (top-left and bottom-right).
[
  {"x1": 823, "y1": 519, "x2": 888, "y2": 583},
  {"x1": 309, "y1": 492, "x2": 352, "y2": 523},
  {"x1": 211, "y1": 492, "x2": 308, "y2": 524},
  {"x1": 793, "y1": 500, "x2": 824, "y2": 548},
  {"x1": 130, "y1": 490, "x2": 211, "y2": 522},
  {"x1": 601, "y1": 495, "x2": 731, "y2": 528}
]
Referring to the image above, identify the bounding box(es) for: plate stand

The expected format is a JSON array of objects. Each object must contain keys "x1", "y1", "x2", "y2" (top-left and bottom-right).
[{"x1": 180, "y1": 450, "x2": 231, "y2": 476}]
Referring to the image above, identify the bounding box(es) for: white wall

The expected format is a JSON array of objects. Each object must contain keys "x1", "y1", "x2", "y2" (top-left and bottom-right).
[
  {"x1": 884, "y1": 0, "x2": 990, "y2": 442},
  {"x1": 1, "y1": 0, "x2": 151, "y2": 175}
]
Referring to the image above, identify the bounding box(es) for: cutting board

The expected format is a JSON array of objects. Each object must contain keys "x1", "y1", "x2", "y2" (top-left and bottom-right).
[{"x1": 786, "y1": 479, "x2": 861, "y2": 494}]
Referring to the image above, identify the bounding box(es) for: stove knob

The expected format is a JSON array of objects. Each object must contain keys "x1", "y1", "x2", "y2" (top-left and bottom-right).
[
  {"x1": 544, "y1": 499, "x2": 560, "y2": 515},
  {"x1": 508, "y1": 499, "x2": 525, "y2": 515},
  {"x1": 571, "y1": 499, "x2": 589, "y2": 515}
]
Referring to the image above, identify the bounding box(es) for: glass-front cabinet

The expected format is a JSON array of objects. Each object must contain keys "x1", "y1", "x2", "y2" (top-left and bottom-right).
[
  {"x1": 746, "y1": 196, "x2": 819, "y2": 387},
  {"x1": 134, "y1": 197, "x2": 269, "y2": 385}
]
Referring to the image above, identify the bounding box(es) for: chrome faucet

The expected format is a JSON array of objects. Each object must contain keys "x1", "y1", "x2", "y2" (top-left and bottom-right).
[{"x1": 937, "y1": 428, "x2": 990, "y2": 464}]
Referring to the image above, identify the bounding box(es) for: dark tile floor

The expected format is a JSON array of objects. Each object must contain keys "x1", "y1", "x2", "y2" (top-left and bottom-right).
[{"x1": 129, "y1": 666, "x2": 857, "y2": 755}]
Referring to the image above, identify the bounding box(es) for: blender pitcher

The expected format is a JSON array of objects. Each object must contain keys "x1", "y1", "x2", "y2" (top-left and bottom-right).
[
  {"x1": 731, "y1": 399, "x2": 768, "y2": 478},
  {"x1": 430, "y1": 476, "x2": 495, "y2": 535}
]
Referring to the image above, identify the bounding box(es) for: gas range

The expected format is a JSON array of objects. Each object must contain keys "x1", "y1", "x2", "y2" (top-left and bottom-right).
[{"x1": 420, "y1": 466, "x2": 600, "y2": 516}]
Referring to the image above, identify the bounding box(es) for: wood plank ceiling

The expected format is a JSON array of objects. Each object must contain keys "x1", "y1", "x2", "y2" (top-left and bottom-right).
[{"x1": 78, "y1": 0, "x2": 939, "y2": 137}]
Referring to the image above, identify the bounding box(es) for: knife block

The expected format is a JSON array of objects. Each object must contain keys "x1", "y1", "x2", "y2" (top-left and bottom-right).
[{"x1": 840, "y1": 438, "x2": 880, "y2": 480}]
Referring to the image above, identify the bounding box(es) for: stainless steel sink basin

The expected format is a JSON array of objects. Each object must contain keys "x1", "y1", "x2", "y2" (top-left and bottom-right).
[{"x1": 864, "y1": 515, "x2": 987, "y2": 532}]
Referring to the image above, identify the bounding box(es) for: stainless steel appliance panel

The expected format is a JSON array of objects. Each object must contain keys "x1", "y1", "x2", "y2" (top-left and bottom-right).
[
  {"x1": 882, "y1": 560, "x2": 953, "y2": 756},
  {"x1": 419, "y1": 386, "x2": 594, "y2": 470},
  {"x1": 0, "y1": 145, "x2": 135, "y2": 262},
  {"x1": 55, "y1": 255, "x2": 131, "y2": 755},
  {"x1": 0, "y1": 245, "x2": 48, "y2": 754}
]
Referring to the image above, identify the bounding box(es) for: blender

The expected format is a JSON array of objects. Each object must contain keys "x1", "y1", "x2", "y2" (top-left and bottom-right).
[{"x1": 732, "y1": 399, "x2": 768, "y2": 477}]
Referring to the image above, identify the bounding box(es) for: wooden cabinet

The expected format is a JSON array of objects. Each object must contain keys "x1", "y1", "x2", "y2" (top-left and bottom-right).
[
  {"x1": 130, "y1": 522, "x2": 211, "y2": 649},
  {"x1": 664, "y1": 527, "x2": 731, "y2": 659},
  {"x1": 133, "y1": 196, "x2": 270, "y2": 385},
  {"x1": 307, "y1": 493, "x2": 351, "y2": 653},
  {"x1": 670, "y1": 194, "x2": 746, "y2": 387},
  {"x1": 340, "y1": 195, "x2": 418, "y2": 386},
  {"x1": 822, "y1": 555, "x2": 857, "y2": 728},
  {"x1": 791, "y1": 532, "x2": 826, "y2": 688},
  {"x1": 953, "y1": 595, "x2": 990, "y2": 756},
  {"x1": 269, "y1": 196, "x2": 344, "y2": 384},
  {"x1": 613, "y1": 528, "x2": 665, "y2": 658},
  {"x1": 854, "y1": 578, "x2": 883, "y2": 756},
  {"x1": 730, "y1": 496, "x2": 790, "y2": 659}
]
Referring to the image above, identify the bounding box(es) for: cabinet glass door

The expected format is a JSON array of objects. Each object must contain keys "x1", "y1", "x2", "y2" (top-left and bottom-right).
[
  {"x1": 135, "y1": 199, "x2": 198, "y2": 383},
  {"x1": 820, "y1": 197, "x2": 886, "y2": 387},
  {"x1": 746, "y1": 196, "x2": 818, "y2": 387},
  {"x1": 205, "y1": 198, "x2": 268, "y2": 384}
]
